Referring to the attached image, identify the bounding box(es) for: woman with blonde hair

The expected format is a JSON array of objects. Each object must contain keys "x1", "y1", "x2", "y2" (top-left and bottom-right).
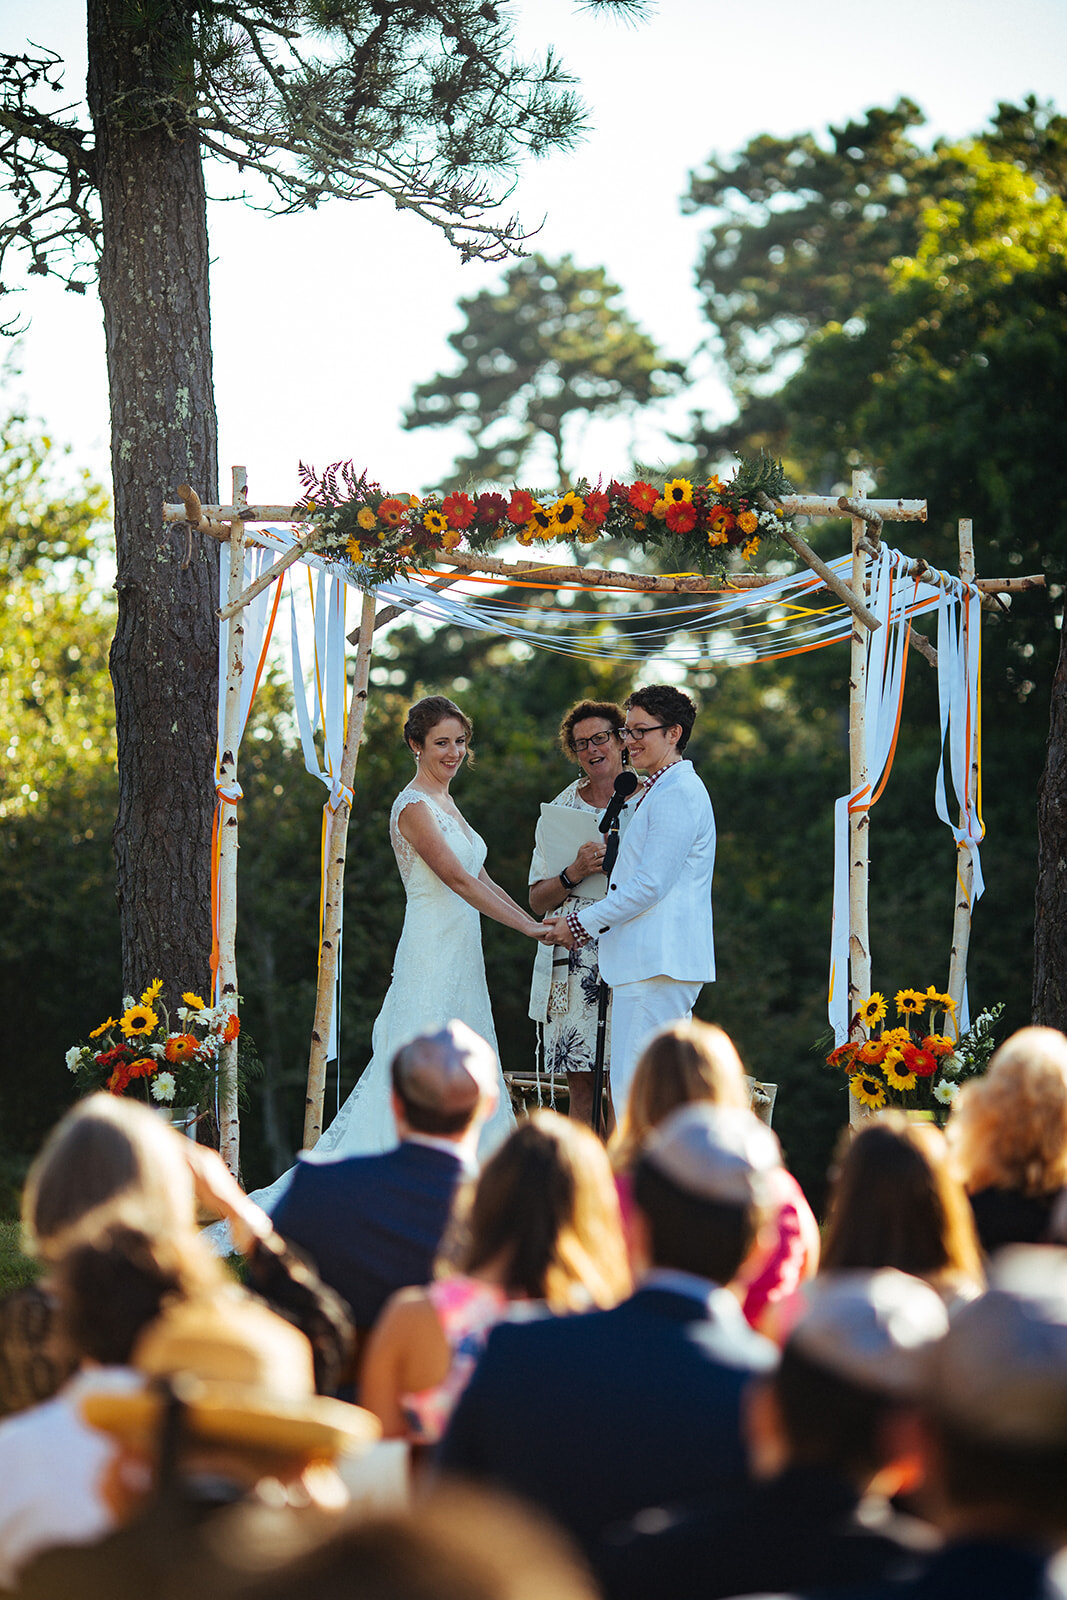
[
  {"x1": 821, "y1": 1113, "x2": 984, "y2": 1303},
  {"x1": 612, "y1": 1020, "x2": 819, "y2": 1340},
  {"x1": 948, "y1": 1025, "x2": 1067, "y2": 1253},
  {"x1": 359, "y1": 1111, "x2": 630, "y2": 1443}
]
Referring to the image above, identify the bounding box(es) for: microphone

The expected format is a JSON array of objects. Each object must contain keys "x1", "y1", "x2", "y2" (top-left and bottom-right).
[{"x1": 598, "y1": 769, "x2": 640, "y2": 837}]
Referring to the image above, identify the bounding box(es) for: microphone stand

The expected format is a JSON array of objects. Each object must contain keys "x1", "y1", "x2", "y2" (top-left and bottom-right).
[{"x1": 590, "y1": 822, "x2": 622, "y2": 1139}]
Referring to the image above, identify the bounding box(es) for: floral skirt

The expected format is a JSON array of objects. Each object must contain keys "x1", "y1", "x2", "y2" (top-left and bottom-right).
[{"x1": 543, "y1": 935, "x2": 612, "y2": 1076}]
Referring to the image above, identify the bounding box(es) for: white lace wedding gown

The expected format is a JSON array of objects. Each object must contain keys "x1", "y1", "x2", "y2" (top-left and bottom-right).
[{"x1": 242, "y1": 786, "x2": 516, "y2": 1220}]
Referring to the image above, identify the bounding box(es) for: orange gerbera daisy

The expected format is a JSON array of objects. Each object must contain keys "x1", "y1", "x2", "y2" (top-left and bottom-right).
[
  {"x1": 165, "y1": 1033, "x2": 199, "y2": 1063},
  {"x1": 222, "y1": 1012, "x2": 241, "y2": 1044},
  {"x1": 856, "y1": 1039, "x2": 887, "y2": 1066},
  {"x1": 922, "y1": 1034, "x2": 956, "y2": 1058},
  {"x1": 377, "y1": 497, "x2": 406, "y2": 527},
  {"x1": 826, "y1": 1042, "x2": 859, "y2": 1070}
]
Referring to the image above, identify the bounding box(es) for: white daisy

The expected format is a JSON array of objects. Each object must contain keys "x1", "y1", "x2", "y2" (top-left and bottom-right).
[
  {"x1": 151, "y1": 1072, "x2": 176, "y2": 1103},
  {"x1": 65, "y1": 1046, "x2": 82, "y2": 1073},
  {"x1": 933, "y1": 1079, "x2": 959, "y2": 1106}
]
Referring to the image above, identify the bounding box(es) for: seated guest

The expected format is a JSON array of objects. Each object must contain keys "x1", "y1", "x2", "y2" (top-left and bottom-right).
[
  {"x1": 438, "y1": 1104, "x2": 779, "y2": 1555},
  {"x1": 822, "y1": 1114, "x2": 984, "y2": 1309},
  {"x1": 601, "y1": 1269, "x2": 946, "y2": 1600},
  {"x1": 948, "y1": 1026, "x2": 1067, "y2": 1254},
  {"x1": 612, "y1": 1021, "x2": 819, "y2": 1339},
  {"x1": 360, "y1": 1112, "x2": 630, "y2": 1444},
  {"x1": 273, "y1": 1022, "x2": 500, "y2": 1340},
  {"x1": 18, "y1": 1290, "x2": 379, "y2": 1600},
  {"x1": 0, "y1": 1221, "x2": 225, "y2": 1589}
]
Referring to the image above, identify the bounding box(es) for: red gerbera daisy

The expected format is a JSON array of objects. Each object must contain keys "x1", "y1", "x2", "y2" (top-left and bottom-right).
[
  {"x1": 583, "y1": 490, "x2": 609, "y2": 527},
  {"x1": 665, "y1": 501, "x2": 698, "y2": 534},
  {"x1": 627, "y1": 481, "x2": 657, "y2": 514},
  {"x1": 902, "y1": 1043, "x2": 938, "y2": 1079},
  {"x1": 507, "y1": 490, "x2": 535, "y2": 525},
  {"x1": 441, "y1": 492, "x2": 476, "y2": 529},
  {"x1": 474, "y1": 492, "x2": 508, "y2": 528}
]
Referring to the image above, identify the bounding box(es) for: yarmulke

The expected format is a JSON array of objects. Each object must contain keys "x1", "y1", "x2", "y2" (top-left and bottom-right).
[
  {"x1": 790, "y1": 1270, "x2": 949, "y2": 1398},
  {"x1": 393, "y1": 1020, "x2": 499, "y2": 1116},
  {"x1": 641, "y1": 1104, "x2": 781, "y2": 1206}
]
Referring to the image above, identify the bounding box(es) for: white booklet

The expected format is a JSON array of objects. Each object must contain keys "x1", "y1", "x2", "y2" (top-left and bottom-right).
[{"x1": 534, "y1": 802, "x2": 609, "y2": 901}]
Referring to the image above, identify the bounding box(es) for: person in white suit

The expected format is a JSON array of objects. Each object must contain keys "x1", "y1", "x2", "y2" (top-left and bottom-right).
[{"x1": 544, "y1": 685, "x2": 716, "y2": 1116}]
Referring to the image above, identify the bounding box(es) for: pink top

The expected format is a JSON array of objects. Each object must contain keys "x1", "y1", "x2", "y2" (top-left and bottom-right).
[
  {"x1": 738, "y1": 1168, "x2": 821, "y2": 1338},
  {"x1": 399, "y1": 1276, "x2": 510, "y2": 1445}
]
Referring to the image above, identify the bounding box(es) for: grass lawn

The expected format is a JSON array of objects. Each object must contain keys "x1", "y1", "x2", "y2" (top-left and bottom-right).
[{"x1": 0, "y1": 1220, "x2": 38, "y2": 1294}]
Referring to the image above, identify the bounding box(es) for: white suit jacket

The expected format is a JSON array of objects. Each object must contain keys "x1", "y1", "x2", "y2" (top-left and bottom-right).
[{"x1": 574, "y1": 759, "x2": 715, "y2": 986}]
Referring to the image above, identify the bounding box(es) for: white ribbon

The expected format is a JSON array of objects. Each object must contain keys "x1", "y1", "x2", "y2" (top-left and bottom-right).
[{"x1": 933, "y1": 581, "x2": 984, "y2": 1031}]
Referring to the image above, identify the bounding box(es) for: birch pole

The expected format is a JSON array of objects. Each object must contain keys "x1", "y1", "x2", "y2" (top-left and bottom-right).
[
  {"x1": 946, "y1": 519, "x2": 978, "y2": 1035},
  {"x1": 848, "y1": 470, "x2": 875, "y2": 1126},
  {"x1": 216, "y1": 465, "x2": 247, "y2": 1174},
  {"x1": 304, "y1": 585, "x2": 378, "y2": 1149}
]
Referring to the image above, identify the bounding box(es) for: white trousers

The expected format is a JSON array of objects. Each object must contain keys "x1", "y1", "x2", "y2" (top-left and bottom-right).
[{"x1": 608, "y1": 976, "x2": 703, "y2": 1118}]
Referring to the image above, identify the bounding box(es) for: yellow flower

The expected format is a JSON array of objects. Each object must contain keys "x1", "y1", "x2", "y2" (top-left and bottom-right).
[
  {"x1": 345, "y1": 537, "x2": 363, "y2": 563},
  {"x1": 577, "y1": 525, "x2": 601, "y2": 544},
  {"x1": 357, "y1": 507, "x2": 377, "y2": 531},
  {"x1": 422, "y1": 510, "x2": 447, "y2": 536},
  {"x1": 89, "y1": 1017, "x2": 117, "y2": 1039},
  {"x1": 857, "y1": 993, "x2": 887, "y2": 1027},
  {"x1": 515, "y1": 526, "x2": 536, "y2": 546},
  {"x1": 707, "y1": 527, "x2": 728, "y2": 548},
  {"x1": 440, "y1": 528, "x2": 462, "y2": 550},
  {"x1": 140, "y1": 978, "x2": 164, "y2": 1005},
  {"x1": 737, "y1": 510, "x2": 758, "y2": 535},
  {"x1": 926, "y1": 988, "x2": 956, "y2": 1014},
  {"x1": 882, "y1": 1050, "x2": 917, "y2": 1092},
  {"x1": 706, "y1": 475, "x2": 723, "y2": 494},
  {"x1": 652, "y1": 498, "x2": 669, "y2": 521},
  {"x1": 181, "y1": 992, "x2": 205, "y2": 1011},
  {"x1": 741, "y1": 536, "x2": 761, "y2": 561},
  {"x1": 895, "y1": 989, "x2": 926, "y2": 1015},
  {"x1": 883, "y1": 1027, "x2": 912, "y2": 1047},
  {"x1": 849, "y1": 1073, "x2": 887, "y2": 1111},
  {"x1": 119, "y1": 1004, "x2": 158, "y2": 1038},
  {"x1": 664, "y1": 478, "x2": 693, "y2": 504}
]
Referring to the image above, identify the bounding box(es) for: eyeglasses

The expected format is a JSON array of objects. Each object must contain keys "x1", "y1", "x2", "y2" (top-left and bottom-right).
[
  {"x1": 573, "y1": 730, "x2": 619, "y2": 752},
  {"x1": 619, "y1": 724, "x2": 668, "y2": 741}
]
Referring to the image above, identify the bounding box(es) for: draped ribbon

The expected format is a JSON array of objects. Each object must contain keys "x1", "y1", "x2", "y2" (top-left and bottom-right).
[{"x1": 933, "y1": 581, "x2": 985, "y2": 1032}]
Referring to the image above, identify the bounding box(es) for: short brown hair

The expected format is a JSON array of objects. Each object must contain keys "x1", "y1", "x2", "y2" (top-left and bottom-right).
[
  {"x1": 557, "y1": 700, "x2": 625, "y2": 758},
  {"x1": 626, "y1": 685, "x2": 697, "y2": 751}
]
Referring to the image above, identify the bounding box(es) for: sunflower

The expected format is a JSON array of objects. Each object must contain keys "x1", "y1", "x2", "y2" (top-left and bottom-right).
[
  {"x1": 164, "y1": 1033, "x2": 199, "y2": 1063},
  {"x1": 422, "y1": 510, "x2": 447, "y2": 537},
  {"x1": 119, "y1": 1004, "x2": 158, "y2": 1039},
  {"x1": 849, "y1": 1073, "x2": 887, "y2": 1111},
  {"x1": 882, "y1": 1050, "x2": 917, "y2": 1092},
  {"x1": 345, "y1": 537, "x2": 363, "y2": 564},
  {"x1": 356, "y1": 506, "x2": 377, "y2": 531},
  {"x1": 181, "y1": 992, "x2": 206, "y2": 1010},
  {"x1": 856, "y1": 1039, "x2": 887, "y2": 1066},
  {"x1": 550, "y1": 492, "x2": 585, "y2": 535},
  {"x1": 857, "y1": 993, "x2": 888, "y2": 1027},
  {"x1": 140, "y1": 978, "x2": 164, "y2": 1005},
  {"x1": 89, "y1": 1017, "x2": 117, "y2": 1039},
  {"x1": 895, "y1": 988, "x2": 926, "y2": 1015},
  {"x1": 530, "y1": 503, "x2": 554, "y2": 540},
  {"x1": 926, "y1": 988, "x2": 956, "y2": 1014},
  {"x1": 663, "y1": 478, "x2": 693, "y2": 504}
]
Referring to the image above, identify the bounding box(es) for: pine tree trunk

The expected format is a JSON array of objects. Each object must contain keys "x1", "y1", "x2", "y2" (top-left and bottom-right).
[
  {"x1": 87, "y1": 0, "x2": 219, "y2": 1005},
  {"x1": 1033, "y1": 616, "x2": 1067, "y2": 1028}
]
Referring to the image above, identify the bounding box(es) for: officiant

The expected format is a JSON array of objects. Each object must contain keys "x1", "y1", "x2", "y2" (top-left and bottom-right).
[{"x1": 528, "y1": 701, "x2": 633, "y2": 1128}]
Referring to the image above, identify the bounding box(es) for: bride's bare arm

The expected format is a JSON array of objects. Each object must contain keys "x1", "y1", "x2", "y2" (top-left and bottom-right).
[{"x1": 398, "y1": 802, "x2": 545, "y2": 937}]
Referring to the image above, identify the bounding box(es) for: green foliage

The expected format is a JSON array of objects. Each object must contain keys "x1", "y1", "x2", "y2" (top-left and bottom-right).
[{"x1": 403, "y1": 253, "x2": 685, "y2": 486}]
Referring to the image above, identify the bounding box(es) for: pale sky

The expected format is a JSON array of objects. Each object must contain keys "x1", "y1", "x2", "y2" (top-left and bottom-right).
[{"x1": 7, "y1": 0, "x2": 1067, "y2": 504}]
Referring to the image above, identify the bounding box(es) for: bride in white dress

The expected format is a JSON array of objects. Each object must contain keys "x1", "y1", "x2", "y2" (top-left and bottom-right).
[{"x1": 246, "y1": 697, "x2": 547, "y2": 1218}]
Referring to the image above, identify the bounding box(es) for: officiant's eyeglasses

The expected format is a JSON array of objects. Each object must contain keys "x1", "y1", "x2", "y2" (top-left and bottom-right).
[
  {"x1": 619, "y1": 724, "x2": 668, "y2": 741},
  {"x1": 573, "y1": 730, "x2": 619, "y2": 752}
]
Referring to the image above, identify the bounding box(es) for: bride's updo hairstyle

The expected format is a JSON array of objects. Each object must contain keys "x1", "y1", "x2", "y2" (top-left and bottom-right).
[{"x1": 404, "y1": 696, "x2": 474, "y2": 763}]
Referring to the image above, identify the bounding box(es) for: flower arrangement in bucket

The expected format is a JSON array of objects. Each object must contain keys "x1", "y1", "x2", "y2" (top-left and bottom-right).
[
  {"x1": 65, "y1": 979, "x2": 241, "y2": 1115},
  {"x1": 296, "y1": 453, "x2": 793, "y2": 588},
  {"x1": 825, "y1": 986, "x2": 1002, "y2": 1124}
]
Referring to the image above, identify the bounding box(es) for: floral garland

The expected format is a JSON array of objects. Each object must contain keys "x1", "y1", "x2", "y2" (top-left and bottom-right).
[
  {"x1": 66, "y1": 979, "x2": 242, "y2": 1110},
  {"x1": 824, "y1": 985, "x2": 1000, "y2": 1124},
  {"x1": 295, "y1": 455, "x2": 792, "y2": 589}
]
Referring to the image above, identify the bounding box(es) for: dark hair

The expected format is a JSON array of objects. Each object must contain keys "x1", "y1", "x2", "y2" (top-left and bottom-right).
[
  {"x1": 773, "y1": 1342, "x2": 899, "y2": 1481},
  {"x1": 930, "y1": 1416, "x2": 1067, "y2": 1534},
  {"x1": 390, "y1": 1065, "x2": 479, "y2": 1138},
  {"x1": 403, "y1": 696, "x2": 473, "y2": 753},
  {"x1": 631, "y1": 1157, "x2": 759, "y2": 1284},
  {"x1": 626, "y1": 685, "x2": 697, "y2": 751},
  {"x1": 821, "y1": 1115, "x2": 983, "y2": 1285},
  {"x1": 56, "y1": 1222, "x2": 223, "y2": 1365},
  {"x1": 558, "y1": 701, "x2": 625, "y2": 759},
  {"x1": 453, "y1": 1113, "x2": 629, "y2": 1310}
]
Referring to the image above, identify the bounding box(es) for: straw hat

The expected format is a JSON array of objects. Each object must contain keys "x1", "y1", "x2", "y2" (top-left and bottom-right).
[{"x1": 81, "y1": 1291, "x2": 380, "y2": 1460}]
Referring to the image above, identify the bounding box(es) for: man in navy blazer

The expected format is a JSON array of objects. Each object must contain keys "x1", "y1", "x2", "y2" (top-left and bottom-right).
[
  {"x1": 438, "y1": 1103, "x2": 779, "y2": 1556},
  {"x1": 271, "y1": 1021, "x2": 498, "y2": 1335},
  {"x1": 544, "y1": 684, "x2": 715, "y2": 1114}
]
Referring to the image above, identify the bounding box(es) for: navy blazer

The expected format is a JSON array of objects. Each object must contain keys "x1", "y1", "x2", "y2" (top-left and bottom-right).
[
  {"x1": 271, "y1": 1140, "x2": 467, "y2": 1331},
  {"x1": 438, "y1": 1285, "x2": 776, "y2": 1552}
]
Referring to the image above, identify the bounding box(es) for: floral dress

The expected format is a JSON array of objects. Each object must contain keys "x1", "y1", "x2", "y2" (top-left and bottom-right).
[{"x1": 528, "y1": 779, "x2": 631, "y2": 1080}]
